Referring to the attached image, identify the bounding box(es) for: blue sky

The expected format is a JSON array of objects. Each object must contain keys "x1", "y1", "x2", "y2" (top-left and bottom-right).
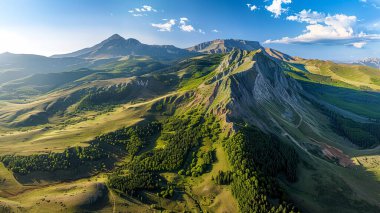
[{"x1": 0, "y1": 0, "x2": 379, "y2": 61}]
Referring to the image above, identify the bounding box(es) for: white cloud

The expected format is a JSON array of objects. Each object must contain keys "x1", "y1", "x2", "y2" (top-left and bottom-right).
[
  {"x1": 266, "y1": 12, "x2": 356, "y2": 43},
  {"x1": 266, "y1": 10, "x2": 380, "y2": 47},
  {"x1": 129, "y1": 5, "x2": 157, "y2": 16},
  {"x1": 286, "y1": 9, "x2": 325, "y2": 24},
  {"x1": 212, "y1": 29, "x2": 219, "y2": 33},
  {"x1": 151, "y1": 19, "x2": 176, "y2": 32},
  {"x1": 358, "y1": 32, "x2": 380, "y2": 40},
  {"x1": 246, "y1": 4, "x2": 258, "y2": 11},
  {"x1": 266, "y1": 14, "x2": 357, "y2": 43},
  {"x1": 179, "y1": 17, "x2": 195, "y2": 32},
  {"x1": 180, "y1": 25, "x2": 195, "y2": 32},
  {"x1": 141, "y1": 5, "x2": 157, "y2": 12},
  {"x1": 265, "y1": 0, "x2": 292, "y2": 18},
  {"x1": 351, "y1": 41, "x2": 367, "y2": 48},
  {"x1": 151, "y1": 17, "x2": 202, "y2": 33},
  {"x1": 360, "y1": 0, "x2": 380, "y2": 8},
  {"x1": 179, "y1": 17, "x2": 188, "y2": 23}
]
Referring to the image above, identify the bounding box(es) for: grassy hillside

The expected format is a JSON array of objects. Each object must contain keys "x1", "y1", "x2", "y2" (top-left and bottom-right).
[
  {"x1": 301, "y1": 82, "x2": 380, "y2": 119},
  {"x1": 281, "y1": 59, "x2": 380, "y2": 120},
  {"x1": 290, "y1": 59, "x2": 380, "y2": 91},
  {"x1": 0, "y1": 50, "x2": 379, "y2": 212}
]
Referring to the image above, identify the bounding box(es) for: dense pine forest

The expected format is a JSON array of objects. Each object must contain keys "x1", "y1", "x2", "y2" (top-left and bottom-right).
[{"x1": 224, "y1": 127, "x2": 299, "y2": 213}]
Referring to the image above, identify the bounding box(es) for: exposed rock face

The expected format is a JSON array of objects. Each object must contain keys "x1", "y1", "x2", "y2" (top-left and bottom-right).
[
  {"x1": 187, "y1": 39, "x2": 262, "y2": 54},
  {"x1": 355, "y1": 58, "x2": 380, "y2": 69},
  {"x1": 195, "y1": 49, "x2": 318, "y2": 135},
  {"x1": 263, "y1": 48, "x2": 296, "y2": 62}
]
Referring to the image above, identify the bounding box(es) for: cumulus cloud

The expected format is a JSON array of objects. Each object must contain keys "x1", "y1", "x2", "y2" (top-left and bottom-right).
[
  {"x1": 212, "y1": 29, "x2": 219, "y2": 33},
  {"x1": 286, "y1": 9, "x2": 325, "y2": 24},
  {"x1": 351, "y1": 41, "x2": 367, "y2": 48},
  {"x1": 151, "y1": 17, "x2": 203, "y2": 33},
  {"x1": 179, "y1": 17, "x2": 195, "y2": 32},
  {"x1": 265, "y1": 0, "x2": 292, "y2": 18},
  {"x1": 151, "y1": 19, "x2": 176, "y2": 32},
  {"x1": 266, "y1": 13, "x2": 357, "y2": 43},
  {"x1": 129, "y1": 5, "x2": 157, "y2": 16},
  {"x1": 246, "y1": 4, "x2": 258, "y2": 11},
  {"x1": 140, "y1": 5, "x2": 157, "y2": 12},
  {"x1": 265, "y1": 10, "x2": 380, "y2": 47}
]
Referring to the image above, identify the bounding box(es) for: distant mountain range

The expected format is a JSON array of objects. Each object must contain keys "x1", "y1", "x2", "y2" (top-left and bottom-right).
[
  {"x1": 1, "y1": 34, "x2": 378, "y2": 87},
  {"x1": 354, "y1": 58, "x2": 380, "y2": 69},
  {"x1": 52, "y1": 34, "x2": 197, "y2": 61},
  {"x1": 187, "y1": 39, "x2": 262, "y2": 54},
  {"x1": 0, "y1": 35, "x2": 266, "y2": 84},
  {"x1": 0, "y1": 52, "x2": 94, "y2": 84}
]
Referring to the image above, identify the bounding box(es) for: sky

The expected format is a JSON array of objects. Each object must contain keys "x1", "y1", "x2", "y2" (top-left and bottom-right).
[{"x1": 0, "y1": 0, "x2": 380, "y2": 61}]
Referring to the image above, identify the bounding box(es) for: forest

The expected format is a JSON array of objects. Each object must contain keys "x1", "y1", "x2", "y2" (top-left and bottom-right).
[
  {"x1": 1, "y1": 109, "x2": 301, "y2": 212},
  {"x1": 224, "y1": 127, "x2": 300, "y2": 213},
  {"x1": 0, "y1": 122, "x2": 161, "y2": 175},
  {"x1": 107, "y1": 110, "x2": 221, "y2": 197}
]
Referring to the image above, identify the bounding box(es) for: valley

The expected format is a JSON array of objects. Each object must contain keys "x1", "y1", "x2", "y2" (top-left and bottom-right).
[{"x1": 0, "y1": 35, "x2": 379, "y2": 212}]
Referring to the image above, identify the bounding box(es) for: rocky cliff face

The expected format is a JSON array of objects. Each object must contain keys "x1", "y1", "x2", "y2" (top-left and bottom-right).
[
  {"x1": 194, "y1": 49, "x2": 319, "y2": 137},
  {"x1": 355, "y1": 58, "x2": 380, "y2": 69},
  {"x1": 187, "y1": 39, "x2": 262, "y2": 54}
]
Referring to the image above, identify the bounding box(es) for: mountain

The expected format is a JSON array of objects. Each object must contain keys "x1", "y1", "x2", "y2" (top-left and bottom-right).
[
  {"x1": 0, "y1": 34, "x2": 194, "y2": 87},
  {"x1": 52, "y1": 34, "x2": 198, "y2": 61},
  {"x1": 187, "y1": 39, "x2": 262, "y2": 54},
  {"x1": 0, "y1": 37, "x2": 379, "y2": 213},
  {"x1": 0, "y1": 56, "x2": 168, "y2": 100},
  {"x1": 0, "y1": 52, "x2": 94, "y2": 84},
  {"x1": 354, "y1": 58, "x2": 380, "y2": 69}
]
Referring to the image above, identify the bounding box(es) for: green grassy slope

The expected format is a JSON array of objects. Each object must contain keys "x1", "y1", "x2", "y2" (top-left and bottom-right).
[
  {"x1": 281, "y1": 59, "x2": 380, "y2": 120},
  {"x1": 301, "y1": 60, "x2": 380, "y2": 90},
  {"x1": 0, "y1": 50, "x2": 379, "y2": 213}
]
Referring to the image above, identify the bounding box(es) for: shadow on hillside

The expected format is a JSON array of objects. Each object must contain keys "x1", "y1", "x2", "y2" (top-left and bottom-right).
[
  {"x1": 300, "y1": 81, "x2": 380, "y2": 120},
  {"x1": 288, "y1": 62, "x2": 309, "y2": 73},
  {"x1": 13, "y1": 158, "x2": 115, "y2": 185}
]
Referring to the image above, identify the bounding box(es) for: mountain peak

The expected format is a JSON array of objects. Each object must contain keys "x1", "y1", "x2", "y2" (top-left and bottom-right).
[
  {"x1": 100, "y1": 35, "x2": 141, "y2": 46},
  {"x1": 105, "y1": 34, "x2": 125, "y2": 41},
  {"x1": 187, "y1": 39, "x2": 262, "y2": 54},
  {"x1": 52, "y1": 34, "x2": 196, "y2": 60},
  {"x1": 125, "y1": 38, "x2": 141, "y2": 45},
  {"x1": 0, "y1": 52, "x2": 13, "y2": 56}
]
